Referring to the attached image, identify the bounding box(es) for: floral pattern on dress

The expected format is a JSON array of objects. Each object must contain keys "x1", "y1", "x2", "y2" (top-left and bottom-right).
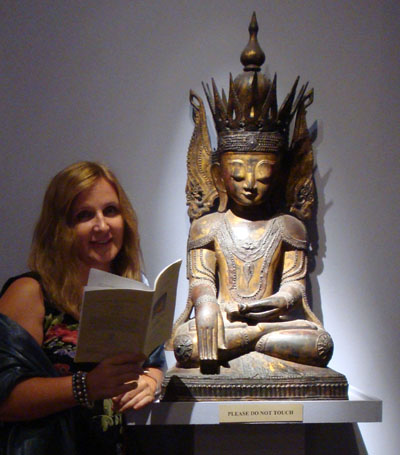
[
  {"x1": 42, "y1": 303, "x2": 123, "y2": 443},
  {"x1": 43, "y1": 308, "x2": 79, "y2": 376}
]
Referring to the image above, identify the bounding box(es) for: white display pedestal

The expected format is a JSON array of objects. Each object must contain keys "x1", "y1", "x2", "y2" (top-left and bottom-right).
[
  {"x1": 126, "y1": 386, "x2": 381, "y2": 425},
  {"x1": 125, "y1": 386, "x2": 381, "y2": 455}
]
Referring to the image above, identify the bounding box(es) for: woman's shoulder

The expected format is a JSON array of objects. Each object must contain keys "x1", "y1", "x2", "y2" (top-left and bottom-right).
[
  {"x1": 0, "y1": 271, "x2": 42, "y2": 297},
  {"x1": 0, "y1": 273, "x2": 43, "y2": 302},
  {"x1": 0, "y1": 272, "x2": 46, "y2": 344}
]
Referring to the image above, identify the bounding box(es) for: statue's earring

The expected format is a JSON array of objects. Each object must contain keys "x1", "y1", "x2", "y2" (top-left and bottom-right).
[{"x1": 211, "y1": 163, "x2": 228, "y2": 212}]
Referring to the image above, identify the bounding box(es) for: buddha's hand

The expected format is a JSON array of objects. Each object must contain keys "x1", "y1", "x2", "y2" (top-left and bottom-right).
[
  {"x1": 238, "y1": 294, "x2": 290, "y2": 321},
  {"x1": 195, "y1": 297, "x2": 219, "y2": 361},
  {"x1": 225, "y1": 302, "x2": 242, "y2": 321}
]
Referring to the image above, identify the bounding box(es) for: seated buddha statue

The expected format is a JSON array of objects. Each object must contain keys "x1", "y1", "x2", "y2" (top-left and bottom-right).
[{"x1": 169, "y1": 13, "x2": 333, "y2": 376}]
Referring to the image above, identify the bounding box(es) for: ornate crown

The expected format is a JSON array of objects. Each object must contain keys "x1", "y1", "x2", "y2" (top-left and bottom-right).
[{"x1": 203, "y1": 12, "x2": 310, "y2": 155}]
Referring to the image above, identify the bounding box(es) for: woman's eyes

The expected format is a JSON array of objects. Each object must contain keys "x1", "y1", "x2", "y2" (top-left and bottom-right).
[
  {"x1": 74, "y1": 205, "x2": 120, "y2": 222},
  {"x1": 75, "y1": 210, "x2": 93, "y2": 222},
  {"x1": 103, "y1": 205, "x2": 120, "y2": 216}
]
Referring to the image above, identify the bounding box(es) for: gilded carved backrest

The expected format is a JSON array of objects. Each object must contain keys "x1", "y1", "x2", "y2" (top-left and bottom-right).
[{"x1": 185, "y1": 92, "x2": 218, "y2": 221}]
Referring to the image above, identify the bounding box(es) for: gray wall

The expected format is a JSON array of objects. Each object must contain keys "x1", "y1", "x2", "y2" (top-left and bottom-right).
[{"x1": 1, "y1": 1, "x2": 398, "y2": 453}]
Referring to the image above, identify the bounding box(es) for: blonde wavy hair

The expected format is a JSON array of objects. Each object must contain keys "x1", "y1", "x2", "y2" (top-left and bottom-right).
[{"x1": 29, "y1": 161, "x2": 142, "y2": 317}]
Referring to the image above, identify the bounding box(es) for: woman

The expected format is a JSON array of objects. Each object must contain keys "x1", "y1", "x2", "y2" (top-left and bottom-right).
[{"x1": 0, "y1": 161, "x2": 165, "y2": 454}]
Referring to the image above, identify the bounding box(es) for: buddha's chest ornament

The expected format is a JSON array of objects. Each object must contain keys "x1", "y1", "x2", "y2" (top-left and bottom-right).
[{"x1": 216, "y1": 215, "x2": 283, "y2": 301}]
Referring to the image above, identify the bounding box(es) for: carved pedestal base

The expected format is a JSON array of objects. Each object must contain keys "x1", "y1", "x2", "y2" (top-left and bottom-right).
[{"x1": 162, "y1": 352, "x2": 348, "y2": 401}]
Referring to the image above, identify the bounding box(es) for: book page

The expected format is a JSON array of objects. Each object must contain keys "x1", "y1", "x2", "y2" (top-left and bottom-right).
[
  {"x1": 75, "y1": 289, "x2": 153, "y2": 362},
  {"x1": 87, "y1": 268, "x2": 150, "y2": 291},
  {"x1": 144, "y1": 260, "x2": 182, "y2": 354}
]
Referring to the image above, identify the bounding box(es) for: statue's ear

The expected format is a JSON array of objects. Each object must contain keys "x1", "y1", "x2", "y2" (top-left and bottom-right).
[{"x1": 211, "y1": 163, "x2": 228, "y2": 212}]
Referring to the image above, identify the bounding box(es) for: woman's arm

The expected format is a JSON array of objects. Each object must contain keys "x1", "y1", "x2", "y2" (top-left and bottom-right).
[
  {"x1": 0, "y1": 354, "x2": 145, "y2": 421},
  {"x1": 0, "y1": 278, "x2": 143, "y2": 421},
  {"x1": 0, "y1": 278, "x2": 76, "y2": 420},
  {"x1": 0, "y1": 376, "x2": 76, "y2": 421}
]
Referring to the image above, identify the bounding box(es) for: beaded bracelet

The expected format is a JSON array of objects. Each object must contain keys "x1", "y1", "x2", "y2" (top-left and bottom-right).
[{"x1": 72, "y1": 371, "x2": 94, "y2": 408}]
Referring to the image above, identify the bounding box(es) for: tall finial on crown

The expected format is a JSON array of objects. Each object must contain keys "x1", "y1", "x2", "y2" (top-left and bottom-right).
[{"x1": 240, "y1": 12, "x2": 265, "y2": 71}]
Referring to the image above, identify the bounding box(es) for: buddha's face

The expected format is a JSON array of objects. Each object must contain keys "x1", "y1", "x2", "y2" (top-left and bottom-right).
[{"x1": 219, "y1": 151, "x2": 280, "y2": 207}]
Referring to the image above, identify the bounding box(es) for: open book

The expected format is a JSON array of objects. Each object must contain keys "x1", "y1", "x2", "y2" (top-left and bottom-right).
[{"x1": 74, "y1": 259, "x2": 182, "y2": 363}]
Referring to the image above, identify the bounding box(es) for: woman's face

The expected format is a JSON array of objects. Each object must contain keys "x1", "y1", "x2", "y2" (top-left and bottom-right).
[{"x1": 71, "y1": 177, "x2": 124, "y2": 273}]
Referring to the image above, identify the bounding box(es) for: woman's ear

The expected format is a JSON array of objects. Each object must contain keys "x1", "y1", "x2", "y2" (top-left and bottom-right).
[{"x1": 211, "y1": 163, "x2": 228, "y2": 212}]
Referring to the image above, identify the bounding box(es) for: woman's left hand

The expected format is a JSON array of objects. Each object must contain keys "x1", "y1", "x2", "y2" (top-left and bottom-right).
[{"x1": 112, "y1": 371, "x2": 160, "y2": 412}]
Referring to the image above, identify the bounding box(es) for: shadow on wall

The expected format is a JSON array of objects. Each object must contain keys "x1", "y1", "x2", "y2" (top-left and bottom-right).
[{"x1": 306, "y1": 120, "x2": 333, "y2": 325}]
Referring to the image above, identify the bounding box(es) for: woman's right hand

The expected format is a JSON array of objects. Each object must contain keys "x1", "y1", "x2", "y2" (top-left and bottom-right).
[{"x1": 85, "y1": 352, "x2": 146, "y2": 401}]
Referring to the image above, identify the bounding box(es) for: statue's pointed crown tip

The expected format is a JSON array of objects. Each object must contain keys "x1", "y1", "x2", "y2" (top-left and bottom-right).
[
  {"x1": 250, "y1": 11, "x2": 258, "y2": 31},
  {"x1": 240, "y1": 12, "x2": 265, "y2": 71}
]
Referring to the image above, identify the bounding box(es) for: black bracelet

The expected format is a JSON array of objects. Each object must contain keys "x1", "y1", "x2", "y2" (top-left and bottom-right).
[{"x1": 72, "y1": 371, "x2": 94, "y2": 408}]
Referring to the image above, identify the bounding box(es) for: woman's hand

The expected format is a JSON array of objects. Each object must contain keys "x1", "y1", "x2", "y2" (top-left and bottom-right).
[
  {"x1": 112, "y1": 368, "x2": 162, "y2": 412},
  {"x1": 85, "y1": 352, "x2": 146, "y2": 402}
]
